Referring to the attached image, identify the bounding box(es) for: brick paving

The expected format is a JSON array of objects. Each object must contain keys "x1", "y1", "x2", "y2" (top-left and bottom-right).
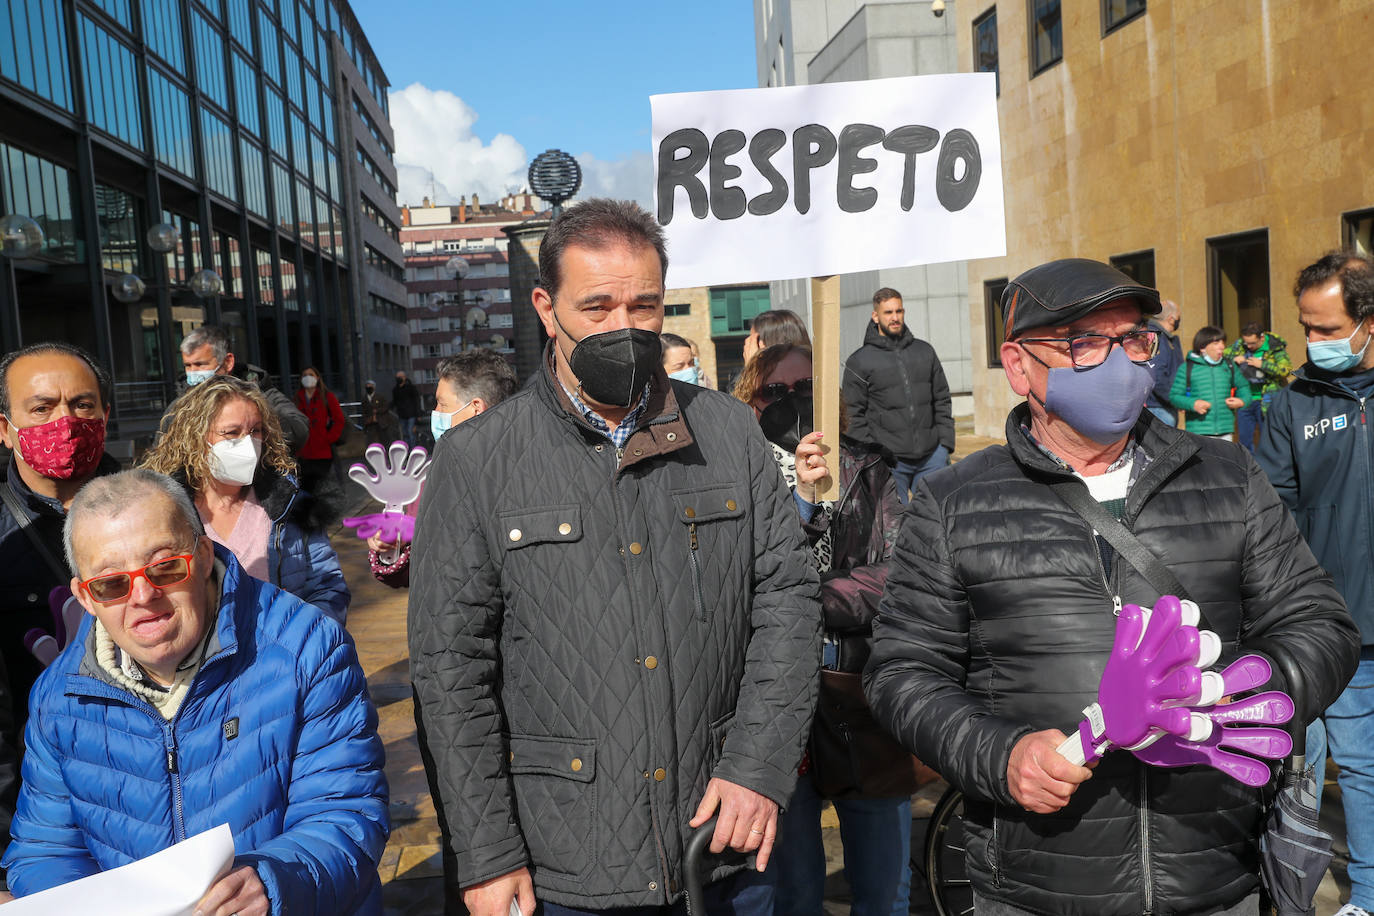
[{"x1": 336, "y1": 417, "x2": 1353, "y2": 914}]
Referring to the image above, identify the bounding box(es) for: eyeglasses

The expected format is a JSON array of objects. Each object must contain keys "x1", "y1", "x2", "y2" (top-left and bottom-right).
[
  {"x1": 78, "y1": 554, "x2": 194, "y2": 604},
  {"x1": 1017, "y1": 329, "x2": 1159, "y2": 368},
  {"x1": 760, "y1": 378, "x2": 814, "y2": 402}
]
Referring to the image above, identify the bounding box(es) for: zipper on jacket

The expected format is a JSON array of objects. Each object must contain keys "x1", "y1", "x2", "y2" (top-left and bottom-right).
[
  {"x1": 272, "y1": 523, "x2": 285, "y2": 586},
  {"x1": 164, "y1": 727, "x2": 187, "y2": 842},
  {"x1": 687, "y1": 522, "x2": 706, "y2": 621},
  {"x1": 1139, "y1": 766, "x2": 1153, "y2": 915}
]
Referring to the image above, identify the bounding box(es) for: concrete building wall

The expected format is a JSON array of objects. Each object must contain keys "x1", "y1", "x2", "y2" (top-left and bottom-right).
[
  {"x1": 955, "y1": 0, "x2": 1374, "y2": 437},
  {"x1": 755, "y1": 0, "x2": 973, "y2": 410}
]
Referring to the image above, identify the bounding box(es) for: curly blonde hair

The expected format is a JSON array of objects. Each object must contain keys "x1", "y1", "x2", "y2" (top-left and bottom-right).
[{"x1": 140, "y1": 375, "x2": 296, "y2": 490}]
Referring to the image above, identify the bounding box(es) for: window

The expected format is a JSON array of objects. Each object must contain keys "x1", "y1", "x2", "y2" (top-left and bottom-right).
[
  {"x1": 89, "y1": 0, "x2": 132, "y2": 29},
  {"x1": 8, "y1": 0, "x2": 76, "y2": 111},
  {"x1": 973, "y1": 8, "x2": 998, "y2": 96},
  {"x1": 984, "y1": 278, "x2": 1008, "y2": 368},
  {"x1": 664, "y1": 303, "x2": 691, "y2": 317},
  {"x1": 148, "y1": 69, "x2": 196, "y2": 177},
  {"x1": 225, "y1": 0, "x2": 251, "y2": 49},
  {"x1": 264, "y1": 87, "x2": 287, "y2": 152},
  {"x1": 95, "y1": 184, "x2": 141, "y2": 275},
  {"x1": 1207, "y1": 230, "x2": 1270, "y2": 342},
  {"x1": 141, "y1": 0, "x2": 185, "y2": 73},
  {"x1": 1028, "y1": 0, "x2": 1062, "y2": 76},
  {"x1": 232, "y1": 52, "x2": 259, "y2": 135},
  {"x1": 257, "y1": 7, "x2": 280, "y2": 84},
  {"x1": 241, "y1": 138, "x2": 267, "y2": 217},
  {"x1": 79, "y1": 15, "x2": 144, "y2": 149},
  {"x1": 1109, "y1": 250, "x2": 1156, "y2": 290},
  {"x1": 709, "y1": 286, "x2": 770, "y2": 336},
  {"x1": 192, "y1": 11, "x2": 227, "y2": 108},
  {"x1": 1343, "y1": 208, "x2": 1374, "y2": 258},
  {"x1": 200, "y1": 108, "x2": 238, "y2": 200},
  {"x1": 1102, "y1": 0, "x2": 1145, "y2": 34}
]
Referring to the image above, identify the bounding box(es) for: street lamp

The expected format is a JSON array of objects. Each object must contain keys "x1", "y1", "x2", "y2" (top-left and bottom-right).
[
  {"x1": 110, "y1": 221, "x2": 223, "y2": 303},
  {"x1": 0, "y1": 213, "x2": 45, "y2": 259},
  {"x1": 528, "y1": 150, "x2": 582, "y2": 219},
  {"x1": 443, "y1": 255, "x2": 471, "y2": 348}
]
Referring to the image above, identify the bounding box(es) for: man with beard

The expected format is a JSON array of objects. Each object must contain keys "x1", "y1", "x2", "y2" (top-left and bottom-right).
[
  {"x1": 409, "y1": 198, "x2": 819, "y2": 916},
  {"x1": 841, "y1": 288, "x2": 954, "y2": 501}
]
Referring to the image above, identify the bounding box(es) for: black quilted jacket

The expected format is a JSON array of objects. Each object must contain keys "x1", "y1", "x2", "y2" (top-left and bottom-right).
[
  {"x1": 408, "y1": 360, "x2": 821, "y2": 908},
  {"x1": 865, "y1": 405, "x2": 1358, "y2": 916},
  {"x1": 842, "y1": 322, "x2": 955, "y2": 464}
]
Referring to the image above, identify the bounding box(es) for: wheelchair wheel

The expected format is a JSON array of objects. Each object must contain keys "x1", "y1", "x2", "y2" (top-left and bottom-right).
[{"x1": 924, "y1": 786, "x2": 973, "y2": 916}]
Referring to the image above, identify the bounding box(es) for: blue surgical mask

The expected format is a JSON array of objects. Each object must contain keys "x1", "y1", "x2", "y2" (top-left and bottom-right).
[
  {"x1": 668, "y1": 366, "x2": 700, "y2": 385},
  {"x1": 1308, "y1": 324, "x2": 1372, "y2": 373},
  {"x1": 186, "y1": 369, "x2": 216, "y2": 387},
  {"x1": 1041, "y1": 345, "x2": 1156, "y2": 445},
  {"x1": 430, "y1": 399, "x2": 474, "y2": 443},
  {"x1": 1202, "y1": 353, "x2": 1222, "y2": 366}
]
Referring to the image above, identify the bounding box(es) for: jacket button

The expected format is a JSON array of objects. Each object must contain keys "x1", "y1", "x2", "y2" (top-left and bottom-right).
[
  {"x1": 509, "y1": 751, "x2": 515, "y2": 762},
  {"x1": 571, "y1": 758, "x2": 583, "y2": 772},
  {"x1": 666, "y1": 432, "x2": 677, "y2": 441},
  {"x1": 644, "y1": 656, "x2": 658, "y2": 669},
  {"x1": 26, "y1": 593, "x2": 37, "y2": 603},
  {"x1": 684, "y1": 507, "x2": 695, "y2": 518},
  {"x1": 649, "y1": 882, "x2": 658, "y2": 891},
  {"x1": 558, "y1": 522, "x2": 572, "y2": 535},
  {"x1": 633, "y1": 448, "x2": 643, "y2": 456},
  {"x1": 595, "y1": 444, "x2": 604, "y2": 451},
  {"x1": 726, "y1": 499, "x2": 737, "y2": 511},
  {"x1": 629, "y1": 542, "x2": 643, "y2": 555},
  {"x1": 508, "y1": 528, "x2": 522, "y2": 542},
  {"x1": 644, "y1": 770, "x2": 651, "y2": 779},
  {"x1": 653, "y1": 768, "x2": 666, "y2": 781}
]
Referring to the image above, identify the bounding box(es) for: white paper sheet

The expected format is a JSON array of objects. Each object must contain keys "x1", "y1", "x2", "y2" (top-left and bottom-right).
[
  {"x1": 5, "y1": 824, "x2": 235, "y2": 915},
  {"x1": 651, "y1": 73, "x2": 1005, "y2": 289}
]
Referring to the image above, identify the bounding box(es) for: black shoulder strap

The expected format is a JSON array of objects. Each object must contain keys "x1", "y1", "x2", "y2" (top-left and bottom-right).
[
  {"x1": 0, "y1": 479, "x2": 70, "y2": 582},
  {"x1": 1185, "y1": 358, "x2": 1193, "y2": 395},
  {"x1": 1047, "y1": 477, "x2": 1205, "y2": 621}
]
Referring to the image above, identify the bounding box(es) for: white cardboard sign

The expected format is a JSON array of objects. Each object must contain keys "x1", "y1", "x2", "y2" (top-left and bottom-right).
[{"x1": 651, "y1": 73, "x2": 1005, "y2": 289}]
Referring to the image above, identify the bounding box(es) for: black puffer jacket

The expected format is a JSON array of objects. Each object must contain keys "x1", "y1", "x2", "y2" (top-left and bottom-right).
[
  {"x1": 842, "y1": 322, "x2": 954, "y2": 464},
  {"x1": 865, "y1": 405, "x2": 1358, "y2": 916},
  {"x1": 409, "y1": 358, "x2": 820, "y2": 908}
]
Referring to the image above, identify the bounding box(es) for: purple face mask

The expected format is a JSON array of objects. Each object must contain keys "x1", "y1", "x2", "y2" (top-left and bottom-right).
[{"x1": 1042, "y1": 345, "x2": 1155, "y2": 445}]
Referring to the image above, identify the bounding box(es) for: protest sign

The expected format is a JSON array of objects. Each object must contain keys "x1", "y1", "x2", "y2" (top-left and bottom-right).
[{"x1": 651, "y1": 73, "x2": 1004, "y2": 289}]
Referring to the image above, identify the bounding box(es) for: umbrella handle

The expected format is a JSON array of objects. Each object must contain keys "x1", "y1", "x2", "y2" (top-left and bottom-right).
[{"x1": 683, "y1": 818, "x2": 718, "y2": 916}]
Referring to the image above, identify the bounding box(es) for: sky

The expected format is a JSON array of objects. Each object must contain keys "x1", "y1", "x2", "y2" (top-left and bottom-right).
[{"x1": 347, "y1": 0, "x2": 761, "y2": 209}]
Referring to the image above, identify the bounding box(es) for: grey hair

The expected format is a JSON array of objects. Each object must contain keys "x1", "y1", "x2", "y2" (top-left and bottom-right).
[
  {"x1": 64, "y1": 469, "x2": 205, "y2": 575},
  {"x1": 1159, "y1": 299, "x2": 1180, "y2": 321},
  {"x1": 179, "y1": 324, "x2": 231, "y2": 361}
]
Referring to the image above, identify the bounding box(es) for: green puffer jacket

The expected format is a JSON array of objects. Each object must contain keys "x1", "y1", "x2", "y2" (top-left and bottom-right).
[
  {"x1": 1223, "y1": 333, "x2": 1292, "y2": 405},
  {"x1": 1170, "y1": 353, "x2": 1252, "y2": 436}
]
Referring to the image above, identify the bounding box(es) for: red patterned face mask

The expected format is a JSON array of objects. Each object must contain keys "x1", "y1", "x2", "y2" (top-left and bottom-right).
[{"x1": 14, "y1": 415, "x2": 106, "y2": 480}]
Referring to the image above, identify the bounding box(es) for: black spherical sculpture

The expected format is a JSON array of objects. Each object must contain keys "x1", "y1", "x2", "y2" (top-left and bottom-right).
[{"x1": 528, "y1": 150, "x2": 582, "y2": 217}]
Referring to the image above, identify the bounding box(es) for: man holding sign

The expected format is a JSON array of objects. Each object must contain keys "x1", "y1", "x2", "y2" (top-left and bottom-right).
[{"x1": 865, "y1": 258, "x2": 1357, "y2": 915}]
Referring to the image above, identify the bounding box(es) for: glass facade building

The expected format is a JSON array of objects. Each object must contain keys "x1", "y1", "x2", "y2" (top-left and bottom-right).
[{"x1": 0, "y1": 0, "x2": 406, "y2": 443}]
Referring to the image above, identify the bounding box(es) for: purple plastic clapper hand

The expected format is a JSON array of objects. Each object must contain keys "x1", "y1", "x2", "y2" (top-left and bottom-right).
[
  {"x1": 343, "y1": 441, "x2": 430, "y2": 564},
  {"x1": 1131, "y1": 654, "x2": 1296, "y2": 786},
  {"x1": 1059, "y1": 595, "x2": 1203, "y2": 765}
]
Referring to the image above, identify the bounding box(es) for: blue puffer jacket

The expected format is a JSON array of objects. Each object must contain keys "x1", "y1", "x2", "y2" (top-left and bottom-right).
[{"x1": 2, "y1": 547, "x2": 388, "y2": 913}]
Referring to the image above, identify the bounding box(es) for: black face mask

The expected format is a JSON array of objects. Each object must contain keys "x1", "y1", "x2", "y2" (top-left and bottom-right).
[
  {"x1": 561, "y1": 326, "x2": 662, "y2": 408},
  {"x1": 365, "y1": 386, "x2": 375, "y2": 395},
  {"x1": 758, "y1": 393, "x2": 814, "y2": 452}
]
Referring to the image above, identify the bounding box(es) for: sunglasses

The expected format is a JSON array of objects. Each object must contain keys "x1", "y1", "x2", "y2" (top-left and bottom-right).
[
  {"x1": 78, "y1": 554, "x2": 194, "y2": 604},
  {"x1": 760, "y1": 378, "x2": 814, "y2": 403}
]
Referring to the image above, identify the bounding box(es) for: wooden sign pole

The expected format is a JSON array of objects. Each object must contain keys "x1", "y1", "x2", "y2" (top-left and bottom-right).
[{"x1": 810, "y1": 275, "x2": 841, "y2": 502}]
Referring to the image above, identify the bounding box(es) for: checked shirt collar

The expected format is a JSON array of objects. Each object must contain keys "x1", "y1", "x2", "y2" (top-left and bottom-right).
[{"x1": 550, "y1": 350, "x2": 651, "y2": 450}]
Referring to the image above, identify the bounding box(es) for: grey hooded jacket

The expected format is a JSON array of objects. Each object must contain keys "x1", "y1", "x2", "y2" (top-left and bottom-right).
[{"x1": 408, "y1": 357, "x2": 821, "y2": 908}]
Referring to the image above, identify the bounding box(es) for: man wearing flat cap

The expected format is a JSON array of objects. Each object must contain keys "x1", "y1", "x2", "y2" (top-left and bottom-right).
[{"x1": 865, "y1": 258, "x2": 1357, "y2": 915}]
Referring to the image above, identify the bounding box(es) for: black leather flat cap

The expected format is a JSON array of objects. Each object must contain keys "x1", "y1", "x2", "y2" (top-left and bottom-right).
[{"x1": 1000, "y1": 258, "x2": 1161, "y2": 339}]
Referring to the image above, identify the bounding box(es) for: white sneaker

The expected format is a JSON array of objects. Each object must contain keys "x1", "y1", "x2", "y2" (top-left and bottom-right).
[{"x1": 1335, "y1": 905, "x2": 1373, "y2": 916}]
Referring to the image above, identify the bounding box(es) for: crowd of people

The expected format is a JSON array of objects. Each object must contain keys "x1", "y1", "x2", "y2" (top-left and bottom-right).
[{"x1": 0, "y1": 198, "x2": 1370, "y2": 916}]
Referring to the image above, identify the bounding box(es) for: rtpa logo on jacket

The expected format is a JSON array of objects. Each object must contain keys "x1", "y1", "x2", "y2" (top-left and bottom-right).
[{"x1": 1304, "y1": 414, "x2": 1349, "y2": 439}]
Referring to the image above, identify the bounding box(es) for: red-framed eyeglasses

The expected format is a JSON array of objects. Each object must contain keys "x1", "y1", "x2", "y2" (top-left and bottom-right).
[{"x1": 78, "y1": 554, "x2": 194, "y2": 604}]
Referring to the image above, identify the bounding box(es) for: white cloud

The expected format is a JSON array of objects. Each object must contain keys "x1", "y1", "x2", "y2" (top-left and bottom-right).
[
  {"x1": 574, "y1": 151, "x2": 655, "y2": 210},
  {"x1": 388, "y1": 83, "x2": 528, "y2": 207},
  {"x1": 389, "y1": 82, "x2": 655, "y2": 212}
]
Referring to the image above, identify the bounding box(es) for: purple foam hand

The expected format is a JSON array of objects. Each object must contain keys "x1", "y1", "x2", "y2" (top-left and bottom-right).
[
  {"x1": 1059, "y1": 595, "x2": 1204, "y2": 765},
  {"x1": 342, "y1": 512, "x2": 415, "y2": 544},
  {"x1": 1130, "y1": 691, "x2": 1295, "y2": 786}
]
